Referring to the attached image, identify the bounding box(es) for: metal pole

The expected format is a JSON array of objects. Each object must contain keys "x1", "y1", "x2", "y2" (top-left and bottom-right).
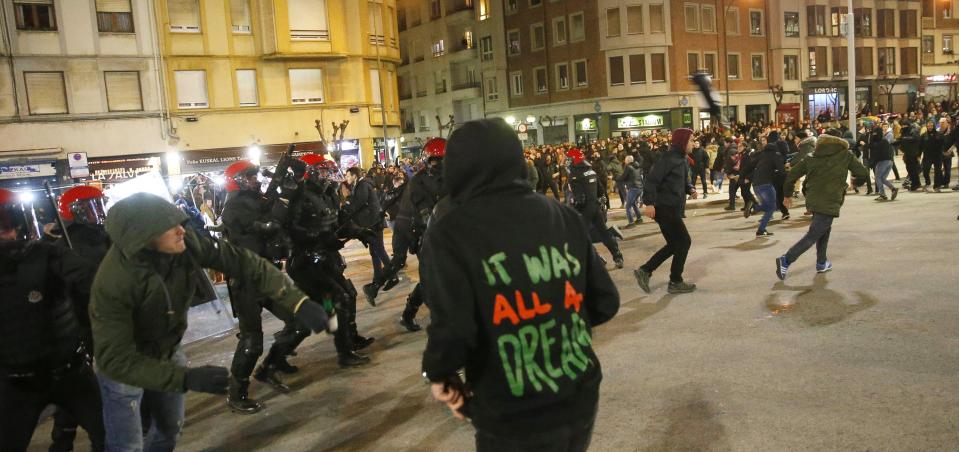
[
  {"x1": 374, "y1": 5, "x2": 389, "y2": 164},
  {"x1": 847, "y1": 1, "x2": 856, "y2": 139}
]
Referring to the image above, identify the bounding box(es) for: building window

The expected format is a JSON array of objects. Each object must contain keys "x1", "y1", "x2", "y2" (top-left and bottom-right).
[
  {"x1": 923, "y1": 36, "x2": 935, "y2": 54},
  {"x1": 289, "y1": 68, "x2": 324, "y2": 104},
  {"x1": 649, "y1": 4, "x2": 664, "y2": 33},
  {"x1": 510, "y1": 71, "x2": 523, "y2": 96},
  {"x1": 727, "y1": 54, "x2": 740, "y2": 79},
  {"x1": 784, "y1": 12, "x2": 799, "y2": 37},
  {"x1": 556, "y1": 63, "x2": 570, "y2": 89},
  {"x1": 750, "y1": 54, "x2": 765, "y2": 79},
  {"x1": 169, "y1": 0, "x2": 200, "y2": 32},
  {"x1": 854, "y1": 8, "x2": 872, "y2": 37},
  {"x1": 434, "y1": 70, "x2": 447, "y2": 93},
  {"x1": 230, "y1": 0, "x2": 251, "y2": 33},
  {"x1": 945, "y1": 35, "x2": 953, "y2": 54},
  {"x1": 877, "y1": 9, "x2": 894, "y2": 38},
  {"x1": 626, "y1": 5, "x2": 643, "y2": 34},
  {"x1": 901, "y1": 47, "x2": 918, "y2": 74},
  {"x1": 725, "y1": 7, "x2": 739, "y2": 35},
  {"x1": 832, "y1": 47, "x2": 848, "y2": 76},
  {"x1": 701, "y1": 5, "x2": 716, "y2": 33},
  {"x1": 609, "y1": 56, "x2": 624, "y2": 86},
  {"x1": 900, "y1": 10, "x2": 917, "y2": 38},
  {"x1": 531, "y1": 23, "x2": 545, "y2": 51},
  {"x1": 703, "y1": 53, "x2": 716, "y2": 76},
  {"x1": 749, "y1": 10, "x2": 764, "y2": 36},
  {"x1": 104, "y1": 71, "x2": 143, "y2": 111},
  {"x1": 96, "y1": 0, "x2": 134, "y2": 33},
  {"x1": 650, "y1": 53, "x2": 666, "y2": 82},
  {"x1": 14, "y1": 1, "x2": 56, "y2": 31},
  {"x1": 573, "y1": 59, "x2": 588, "y2": 87},
  {"x1": 857, "y1": 47, "x2": 874, "y2": 76},
  {"x1": 480, "y1": 36, "x2": 493, "y2": 61},
  {"x1": 289, "y1": 0, "x2": 329, "y2": 40},
  {"x1": 878, "y1": 47, "x2": 895, "y2": 75},
  {"x1": 236, "y1": 69, "x2": 258, "y2": 106},
  {"x1": 506, "y1": 0, "x2": 518, "y2": 14},
  {"x1": 174, "y1": 70, "x2": 208, "y2": 109},
  {"x1": 569, "y1": 12, "x2": 585, "y2": 42},
  {"x1": 809, "y1": 47, "x2": 827, "y2": 77},
  {"x1": 629, "y1": 54, "x2": 646, "y2": 84},
  {"x1": 687, "y1": 52, "x2": 699, "y2": 76},
  {"x1": 807, "y1": 5, "x2": 825, "y2": 36},
  {"x1": 830, "y1": 7, "x2": 848, "y2": 36},
  {"x1": 507, "y1": 30, "x2": 520, "y2": 56},
  {"x1": 534, "y1": 66, "x2": 547, "y2": 93},
  {"x1": 369, "y1": 69, "x2": 382, "y2": 107},
  {"x1": 529, "y1": 0, "x2": 542, "y2": 7},
  {"x1": 685, "y1": 3, "x2": 700, "y2": 32},
  {"x1": 24, "y1": 72, "x2": 67, "y2": 114},
  {"x1": 478, "y1": 0, "x2": 489, "y2": 20},
  {"x1": 432, "y1": 39, "x2": 445, "y2": 57},
  {"x1": 607, "y1": 8, "x2": 621, "y2": 37},
  {"x1": 429, "y1": 0, "x2": 441, "y2": 19},
  {"x1": 485, "y1": 76, "x2": 498, "y2": 101},
  {"x1": 553, "y1": 16, "x2": 567, "y2": 45},
  {"x1": 783, "y1": 55, "x2": 798, "y2": 80},
  {"x1": 369, "y1": 2, "x2": 385, "y2": 45}
]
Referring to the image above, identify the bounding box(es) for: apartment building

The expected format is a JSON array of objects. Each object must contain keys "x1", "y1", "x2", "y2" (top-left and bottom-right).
[
  {"x1": 920, "y1": 0, "x2": 959, "y2": 101},
  {"x1": 0, "y1": 0, "x2": 166, "y2": 189},
  {"x1": 159, "y1": 0, "x2": 401, "y2": 173}
]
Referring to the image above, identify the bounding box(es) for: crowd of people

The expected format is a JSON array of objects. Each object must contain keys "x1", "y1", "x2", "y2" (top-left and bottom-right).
[{"x1": 2, "y1": 105, "x2": 957, "y2": 451}]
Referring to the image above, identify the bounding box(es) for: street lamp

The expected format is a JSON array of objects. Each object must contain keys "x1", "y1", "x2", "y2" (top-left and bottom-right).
[
  {"x1": 247, "y1": 145, "x2": 262, "y2": 166},
  {"x1": 526, "y1": 115, "x2": 536, "y2": 124}
]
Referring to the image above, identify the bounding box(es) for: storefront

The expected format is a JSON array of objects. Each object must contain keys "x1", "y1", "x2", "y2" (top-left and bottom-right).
[
  {"x1": 804, "y1": 85, "x2": 872, "y2": 121},
  {"x1": 920, "y1": 74, "x2": 957, "y2": 103},
  {"x1": 0, "y1": 160, "x2": 59, "y2": 191},
  {"x1": 612, "y1": 110, "x2": 671, "y2": 137},
  {"x1": 573, "y1": 114, "x2": 601, "y2": 144},
  {"x1": 85, "y1": 153, "x2": 164, "y2": 185},
  {"x1": 776, "y1": 103, "x2": 801, "y2": 126},
  {"x1": 176, "y1": 141, "x2": 328, "y2": 175},
  {"x1": 745, "y1": 105, "x2": 771, "y2": 124}
]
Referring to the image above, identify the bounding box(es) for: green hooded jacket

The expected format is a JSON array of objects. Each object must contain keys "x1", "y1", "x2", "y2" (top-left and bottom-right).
[
  {"x1": 785, "y1": 134, "x2": 869, "y2": 217},
  {"x1": 90, "y1": 193, "x2": 308, "y2": 392}
]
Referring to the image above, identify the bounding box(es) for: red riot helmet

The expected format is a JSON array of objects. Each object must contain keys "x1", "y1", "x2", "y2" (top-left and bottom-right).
[
  {"x1": 58, "y1": 185, "x2": 108, "y2": 225},
  {"x1": 224, "y1": 160, "x2": 260, "y2": 192},
  {"x1": 423, "y1": 138, "x2": 447, "y2": 159},
  {"x1": 0, "y1": 188, "x2": 42, "y2": 243},
  {"x1": 566, "y1": 148, "x2": 585, "y2": 166},
  {"x1": 300, "y1": 153, "x2": 340, "y2": 181}
]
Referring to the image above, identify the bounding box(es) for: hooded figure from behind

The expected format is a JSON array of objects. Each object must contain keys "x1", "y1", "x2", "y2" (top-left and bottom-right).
[{"x1": 420, "y1": 118, "x2": 620, "y2": 451}]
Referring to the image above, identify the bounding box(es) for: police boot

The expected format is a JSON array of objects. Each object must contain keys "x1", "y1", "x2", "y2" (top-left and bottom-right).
[
  {"x1": 264, "y1": 347, "x2": 299, "y2": 375},
  {"x1": 609, "y1": 225, "x2": 625, "y2": 240},
  {"x1": 227, "y1": 378, "x2": 264, "y2": 414},
  {"x1": 253, "y1": 364, "x2": 291, "y2": 393},
  {"x1": 381, "y1": 275, "x2": 401, "y2": 291},
  {"x1": 338, "y1": 351, "x2": 371, "y2": 368},
  {"x1": 347, "y1": 303, "x2": 375, "y2": 351},
  {"x1": 362, "y1": 282, "x2": 381, "y2": 307},
  {"x1": 399, "y1": 306, "x2": 422, "y2": 332},
  {"x1": 613, "y1": 252, "x2": 625, "y2": 270}
]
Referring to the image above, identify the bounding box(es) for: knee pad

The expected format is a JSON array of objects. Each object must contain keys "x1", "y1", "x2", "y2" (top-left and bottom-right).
[{"x1": 237, "y1": 332, "x2": 264, "y2": 357}]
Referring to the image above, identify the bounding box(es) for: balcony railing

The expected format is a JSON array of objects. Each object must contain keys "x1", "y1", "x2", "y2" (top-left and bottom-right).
[
  {"x1": 452, "y1": 81, "x2": 480, "y2": 91},
  {"x1": 435, "y1": 82, "x2": 448, "y2": 94},
  {"x1": 416, "y1": 90, "x2": 428, "y2": 97}
]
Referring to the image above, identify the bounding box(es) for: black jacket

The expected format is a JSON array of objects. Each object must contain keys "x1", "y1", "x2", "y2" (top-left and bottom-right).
[
  {"x1": 618, "y1": 162, "x2": 642, "y2": 189},
  {"x1": 348, "y1": 177, "x2": 383, "y2": 229},
  {"x1": 691, "y1": 147, "x2": 709, "y2": 169},
  {"x1": 568, "y1": 161, "x2": 600, "y2": 210},
  {"x1": 741, "y1": 144, "x2": 785, "y2": 186},
  {"x1": 897, "y1": 127, "x2": 920, "y2": 159},
  {"x1": 868, "y1": 134, "x2": 893, "y2": 163},
  {"x1": 421, "y1": 119, "x2": 619, "y2": 438},
  {"x1": 380, "y1": 182, "x2": 405, "y2": 222},
  {"x1": 919, "y1": 129, "x2": 944, "y2": 162},
  {"x1": 642, "y1": 147, "x2": 693, "y2": 208},
  {"x1": 222, "y1": 190, "x2": 272, "y2": 257}
]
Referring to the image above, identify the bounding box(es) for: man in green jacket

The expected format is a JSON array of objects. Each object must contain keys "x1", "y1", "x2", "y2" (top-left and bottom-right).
[
  {"x1": 776, "y1": 131, "x2": 870, "y2": 280},
  {"x1": 90, "y1": 193, "x2": 330, "y2": 451}
]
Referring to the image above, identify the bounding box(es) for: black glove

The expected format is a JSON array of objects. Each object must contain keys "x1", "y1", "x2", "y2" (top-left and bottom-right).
[
  {"x1": 295, "y1": 300, "x2": 335, "y2": 333},
  {"x1": 184, "y1": 366, "x2": 229, "y2": 394}
]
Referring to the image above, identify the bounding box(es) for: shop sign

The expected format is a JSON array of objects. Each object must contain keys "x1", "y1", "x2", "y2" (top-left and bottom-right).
[
  {"x1": 617, "y1": 114, "x2": 665, "y2": 129},
  {"x1": 812, "y1": 87, "x2": 839, "y2": 94},
  {"x1": 87, "y1": 154, "x2": 162, "y2": 183},
  {"x1": 578, "y1": 118, "x2": 597, "y2": 131},
  {"x1": 0, "y1": 162, "x2": 57, "y2": 180},
  {"x1": 925, "y1": 74, "x2": 957, "y2": 83}
]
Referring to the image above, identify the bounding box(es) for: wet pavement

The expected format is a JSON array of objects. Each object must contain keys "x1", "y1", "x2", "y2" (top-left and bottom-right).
[{"x1": 27, "y1": 185, "x2": 959, "y2": 451}]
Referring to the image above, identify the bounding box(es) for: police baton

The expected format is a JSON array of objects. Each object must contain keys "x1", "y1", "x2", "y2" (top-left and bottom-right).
[{"x1": 43, "y1": 181, "x2": 73, "y2": 249}]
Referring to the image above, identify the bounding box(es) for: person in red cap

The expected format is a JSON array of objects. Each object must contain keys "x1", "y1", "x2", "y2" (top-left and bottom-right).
[{"x1": 634, "y1": 128, "x2": 699, "y2": 294}]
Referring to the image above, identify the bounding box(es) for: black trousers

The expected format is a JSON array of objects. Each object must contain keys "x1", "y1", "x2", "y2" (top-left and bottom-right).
[
  {"x1": 922, "y1": 157, "x2": 945, "y2": 187},
  {"x1": 1, "y1": 364, "x2": 105, "y2": 452},
  {"x1": 228, "y1": 279, "x2": 304, "y2": 383},
  {"x1": 539, "y1": 179, "x2": 561, "y2": 199},
  {"x1": 774, "y1": 174, "x2": 789, "y2": 216},
  {"x1": 583, "y1": 206, "x2": 620, "y2": 258},
  {"x1": 475, "y1": 409, "x2": 596, "y2": 452},
  {"x1": 641, "y1": 206, "x2": 691, "y2": 283},
  {"x1": 904, "y1": 155, "x2": 922, "y2": 189},
  {"x1": 376, "y1": 220, "x2": 412, "y2": 286},
  {"x1": 287, "y1": 253, "x2": 359, "y2": 356},
  {"x1": 727, "y1": 178, "x2": 741, "y2": 207},
  {"x1": 691, "y1": 167, "x2": 709, "y2": 193}
]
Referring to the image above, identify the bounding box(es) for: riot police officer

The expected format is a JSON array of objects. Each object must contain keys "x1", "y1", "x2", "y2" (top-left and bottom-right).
[
  {"x1": 0, "y1": 188, "x2": 105, "y2": 451},
  {"x1": 362, "y1": 138, "x2": 447, "y2": 332},
  {"x1": 286, "y1": 154, "x2": 373, "y2": 367},
  {"x1": 220, "y1": 160, "x2": 312, "y2": 413},
  {"x1": 567, "y1": 148, "x2": 625, "y2": 269},
  {"x1": 50, "y1": 185, "x2": 112, "y2": 451}
]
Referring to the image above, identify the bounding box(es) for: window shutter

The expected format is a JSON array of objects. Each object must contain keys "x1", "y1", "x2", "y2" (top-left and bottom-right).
[
  {"x1": 369, "y1": 69, "x2": 382, "y2": 106},
  {"x1": 231, "y1": 0, "x2": 251, "y2": 32},
  {"x1": 289, "y1": 0, "x2": 329, "y2": 40},
  {"x1": 174, "y1": 70, "x2": 208, "y2": 108},
  {"x1": 105, "y1": 71, "x2": 142, "y2": 111},
  {"x1": 16, "y1": 0, "x2": 53, "y2": 4},
  {"x1": 169, "y1": 0, "x2": 199, "y2": 30},
  {"x1": 25, "y1": 72, "x2": 67, "y2": 114},
  {"x1": 236, "y1": 69, "x2": 258, "y2": 106},
  {"x1": 96, "y1": 0, "x2": 131, "y2": 13},
  {"x1": 629, "y1": 54, "x2": 646, "y2": 83},
  {"x1": 289, "y1": 68, "x2": 324, "y2": 104}
]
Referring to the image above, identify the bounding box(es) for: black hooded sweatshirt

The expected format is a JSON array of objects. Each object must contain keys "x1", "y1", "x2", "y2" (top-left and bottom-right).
[{"x1": 420, "y1": 118, "x2": 620, "y2": 437}]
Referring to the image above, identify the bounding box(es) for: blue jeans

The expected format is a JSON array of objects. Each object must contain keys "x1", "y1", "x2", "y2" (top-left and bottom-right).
[
  {"x1": 754, "y1": 184, "x2": 777, "y2": 231},
  {"x1": 625, "y1": 187, "x2": 642, "y2": 223},
  {"x1": 785, "y1": 213, "x2": 834, "y2": 266},
  {"x1": 98, "y1": 349, "x2": 187, "y2": 452},
  {"x1": 712, "y1": 170, "x2": 724, "y2": 190},
  {"x1": 874, "y1": 160, "x2": 895, "y2": 196},
  {"x1": 367, "y1": 227, "x2": 391, "y2": 281}
]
